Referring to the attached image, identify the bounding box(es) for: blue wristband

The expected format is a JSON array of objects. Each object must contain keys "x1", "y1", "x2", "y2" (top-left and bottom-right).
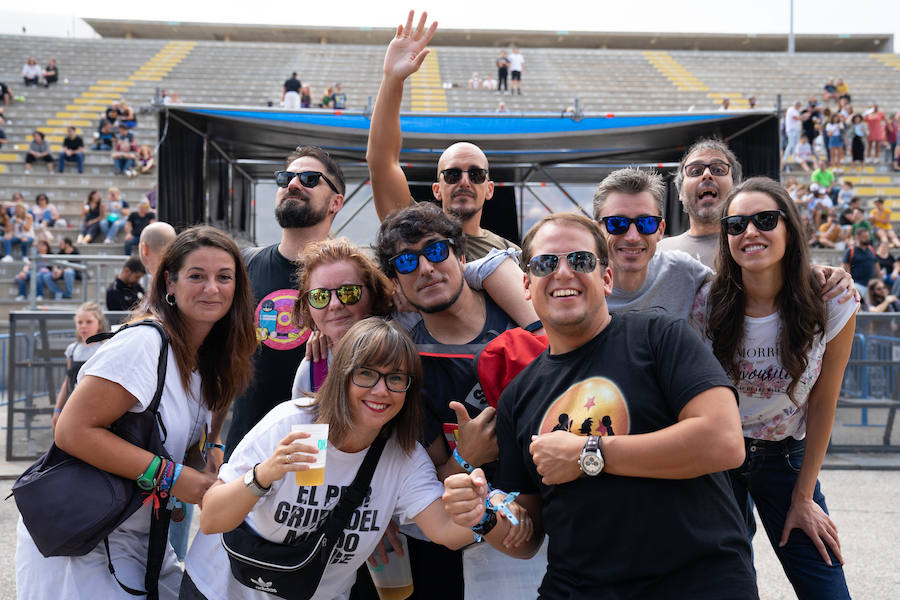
[
  {"x1": 452, "y1": 448, "x2": 475, "y2": 474},
  {"x1": 171, "y1": 463, "x2": 183, "y2": 489},
  {"x1": 487, "y1": 489, "x2": 520, "y2": 527}
]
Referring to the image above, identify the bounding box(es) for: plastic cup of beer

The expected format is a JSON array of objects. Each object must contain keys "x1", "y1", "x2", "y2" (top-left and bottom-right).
[
  {"x1": 366, "y1": 533, "x2": 413, "y2": 600},
  {"x1": 292, "y1": 423, "x2": 328, "y2": 486}
]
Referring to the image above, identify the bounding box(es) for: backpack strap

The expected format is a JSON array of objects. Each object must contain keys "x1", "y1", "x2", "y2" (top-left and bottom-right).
[{"x1": 89, "y1": 319, "x2": 172, "y2": 599}]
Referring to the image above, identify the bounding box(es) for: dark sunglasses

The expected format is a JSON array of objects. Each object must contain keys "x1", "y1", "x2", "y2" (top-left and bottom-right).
[
  {"x1": 390, "y1": 239, "x2": 454, "y2": 275},
  {"x1": 439, "y1": 167, "x2": 489, "y2": 184},
  {"x1": 352, "y1": 367, "x2": 412, "y2": 393},
  {"x1": 306, "y1": 285, "x2": 363, "y2": 309},
  {"x1": 274, "y1": 170, "x2": 339, "y2": 193},
  {"x1": 721, "y1": 210, "x2": 786, "y2": 236},
  {"x1": 528, "y1": 251, "x2": 599, "y2": 277},
  {"x1": 683, "y1": 161, "x2": 731, "y2": 178},
  {"x1": 600, "y1": 215, "x2": 663, "y2": 236}
]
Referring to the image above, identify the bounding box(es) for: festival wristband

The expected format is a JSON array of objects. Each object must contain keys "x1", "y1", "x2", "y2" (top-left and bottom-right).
[
  {"x1": 487, "y1": 489, "x2": 520, "y2": 527},
  {"x1": 207, "y1": 442, "x2": 226, "y2": 453},
  {"x1": 136, "y1": 456, "x2": 162, "y2": 491},
  {"x1": 171, "y1": 463, "x2": 183, "y2": 489},
  {"x1": 452, "y1": 448, "x2": 475, "y2": 474},
  {"x1": 53, "y1": 408, "x2": 62, "y2": 413}
]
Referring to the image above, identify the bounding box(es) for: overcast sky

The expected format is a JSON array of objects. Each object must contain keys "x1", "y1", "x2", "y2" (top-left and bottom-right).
[{"x1": 1, "y1": 0, "x2": 899, "y2": 47}]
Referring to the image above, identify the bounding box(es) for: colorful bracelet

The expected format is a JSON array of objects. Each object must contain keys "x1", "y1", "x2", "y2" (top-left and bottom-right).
[
  {"x1": 207, "y1": 442, "x2": 226, "y2": 453},
  {"x1": 136, "y1": 456, "x2": 162, "y2": 491},
  {"x1": 53, "y1": 408, "x2": 62, "y2": 413},
  {"x1": 171, "y1": 463, "x2": 183, "y2": 489},
  {"x1": 452, "y1": 448, "x2": 475, "y2": 474}
]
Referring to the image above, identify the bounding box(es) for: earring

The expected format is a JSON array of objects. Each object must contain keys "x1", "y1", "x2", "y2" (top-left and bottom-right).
[{"x1": 165, "y1": 293, "x2": 176, "y2": 306}]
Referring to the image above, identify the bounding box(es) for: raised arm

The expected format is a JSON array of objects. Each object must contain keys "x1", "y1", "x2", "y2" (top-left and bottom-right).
[{"x1": 366, "y1": 11, "x2": 437, "y2": 220}]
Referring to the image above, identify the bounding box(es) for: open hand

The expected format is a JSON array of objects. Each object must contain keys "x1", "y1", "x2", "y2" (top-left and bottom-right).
[
  {"x1": 780, "y1": 497, "x2": 843, "y2": 566},
  {"x1": 383, "y1": 11, "x2": 438, "y2": 82}
]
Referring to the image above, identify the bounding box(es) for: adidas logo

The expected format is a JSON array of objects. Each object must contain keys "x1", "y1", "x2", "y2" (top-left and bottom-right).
[{"x1": 250, "y1": 576, "x2": 277, "y2": 593}]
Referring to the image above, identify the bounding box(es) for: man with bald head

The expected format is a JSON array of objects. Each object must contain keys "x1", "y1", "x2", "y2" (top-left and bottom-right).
[
  {"x1": 138, "y1": 221, "x2": 176, "y2": 279},
  {"x1": 367, "y1": 11, "x2": 519, "y2": 260}
]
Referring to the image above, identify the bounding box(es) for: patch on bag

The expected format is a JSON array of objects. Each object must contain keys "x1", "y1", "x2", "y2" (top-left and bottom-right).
[{"x1": 251, "y1": 576, "x2": 278, "y2": 594}]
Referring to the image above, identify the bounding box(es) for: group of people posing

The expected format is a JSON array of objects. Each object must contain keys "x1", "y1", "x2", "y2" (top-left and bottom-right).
[{"x1": 16, "y1": 12, "x2": 858, "y2": 600}]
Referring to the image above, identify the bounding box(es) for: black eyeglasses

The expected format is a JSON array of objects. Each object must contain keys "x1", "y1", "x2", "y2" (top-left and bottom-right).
[
  {"x1": 274, "y1": 170, "x2": 339, "y2": 193},
  {"x1": 390, "y1": 239, "x2": 454, "y2": 275},
  {"x1": 528, "y1": 251, "x2": 599, "y2": 277},
  {"x1": 721, "y1": 210, "x2": 786, "y2": 236},
  {"x1": 683, "y1": 162, "x2": 731, "y2": 178},
  {"x1": 439, "y1": 167, "x2": 489, "y2": 184},
  {"x1": 306, "y1": 285, "x2": 363, "y2": 310},
  {"x1": 351, "y1": 367, "x2": 412, "y2": 393},
  {"x1": 600, "y1": 215, "x2": 663, "y2": 236}
]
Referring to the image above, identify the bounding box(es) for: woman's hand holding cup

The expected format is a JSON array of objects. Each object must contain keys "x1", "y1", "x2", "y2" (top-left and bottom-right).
[{"x1": 254, "y1": 431, "x2": 318, "y2": 489}]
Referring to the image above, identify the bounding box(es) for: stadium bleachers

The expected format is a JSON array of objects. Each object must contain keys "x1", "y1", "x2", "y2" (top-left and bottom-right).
[{"x1": 1, "y1": 33, "x2": 899, "y2": 317}]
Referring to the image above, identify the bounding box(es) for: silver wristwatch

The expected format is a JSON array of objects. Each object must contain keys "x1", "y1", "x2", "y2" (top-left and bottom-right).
[
  {"x1": 577, "y1": 435, "x2": 604, "y2": 477},
  {"x1": 243, "y1": 463, "x2": 272, "y2": 497}
]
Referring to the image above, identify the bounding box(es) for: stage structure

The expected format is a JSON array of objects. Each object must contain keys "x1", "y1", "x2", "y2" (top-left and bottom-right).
[{"x1": 157, "y1": 105, "x2": 779, "y2": 246}]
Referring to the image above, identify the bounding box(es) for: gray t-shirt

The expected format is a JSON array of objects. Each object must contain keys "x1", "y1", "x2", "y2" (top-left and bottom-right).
[
  {"x1": 608, "y1": 250, "x2": 712, "y2": 319},
  {"x1": 657, "y1": 231, "x2": 720, "y2": 270}
]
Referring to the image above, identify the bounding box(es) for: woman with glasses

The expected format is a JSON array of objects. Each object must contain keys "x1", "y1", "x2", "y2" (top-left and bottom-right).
[
  {"x1": 692, "y1": 177, "x2": 857, "y2": 600},
  {"x1": 181, "y1": 318, "x2": 508, "y2": 599},
  {"x1": 290, "y1": 238, "x2": 395, "y2": 397}
]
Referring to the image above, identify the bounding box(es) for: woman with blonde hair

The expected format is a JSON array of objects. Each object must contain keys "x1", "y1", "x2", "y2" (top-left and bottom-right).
[{"x1": 51, "y1": 302, "x2": 109, "y2": 429}]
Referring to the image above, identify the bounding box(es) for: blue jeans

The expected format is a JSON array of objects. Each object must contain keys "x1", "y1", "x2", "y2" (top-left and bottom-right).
[
  {"x1": 17, "y1": 272, "x2": 44, "y2": 297},
  {"x1": 113, "y1": 157, "x2": 134, "y2": 173},
  {"x1": 5, "y1": 236, "x2": 32, "y2": 259},
  {"x1": 38, "y1": 269, "x2": 74, "y2": 298},
  {"x1": 729, "y1": 437, "x2": 850, "y2": 600},
  {"x1": 100, "y1": 218, "x2": 126, "y2": 242},
  {"x1": 58, "y1": 153, "x2": 84, "y2": 173},
  {"x1": 168, "y1": 502, "x2": 194, "y2": 561}
]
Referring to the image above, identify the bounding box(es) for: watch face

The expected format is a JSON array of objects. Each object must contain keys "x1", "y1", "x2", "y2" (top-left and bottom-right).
[
  {"x1": 244, "y1": 469, "x2": 254, "y2": 486},
  {"x1": 581, "y1": 453, "x2": 604, "y2": 476}
]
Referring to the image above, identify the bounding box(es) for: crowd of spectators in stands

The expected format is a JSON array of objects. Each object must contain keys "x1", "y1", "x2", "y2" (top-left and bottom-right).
[{"x1": 783, "y1": 79, "x2": 900, "y2": 171}]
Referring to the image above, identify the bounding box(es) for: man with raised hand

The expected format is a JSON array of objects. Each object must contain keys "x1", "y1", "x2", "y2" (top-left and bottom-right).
[
  {"x1": 367, "y1": 11, "x2": 519, "y2": 261},
  {"x1": 442, "y1": 213, "x2": 758, "y2": 599}
]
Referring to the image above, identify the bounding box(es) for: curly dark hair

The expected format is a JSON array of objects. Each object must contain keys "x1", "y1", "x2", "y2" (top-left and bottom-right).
[
  {"x1": 374, "y1": 202, "x2": 466, "y2": 278},
  {"x1": 707, "y1": 177, "x2": 826, "y2": 404}
]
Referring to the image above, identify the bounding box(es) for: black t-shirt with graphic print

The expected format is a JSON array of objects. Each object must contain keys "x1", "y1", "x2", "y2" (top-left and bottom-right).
[
  {"x1": 410, "y1": 293, "x2": 516, "y2": 453},
  {"x1": 495, "y1": 311, "x2": 757, "y2": 600},
  {"x1": 225, "y1": 244, "x2": 308, "y2": 459}
]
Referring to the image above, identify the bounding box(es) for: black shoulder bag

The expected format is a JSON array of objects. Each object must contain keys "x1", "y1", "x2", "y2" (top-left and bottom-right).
[
  {"x1": 222, "y1": 434, "x2": 388, "y2": 600},
  {"x1": 11, "y1": 320, "x2": 173, "y2": 599}
]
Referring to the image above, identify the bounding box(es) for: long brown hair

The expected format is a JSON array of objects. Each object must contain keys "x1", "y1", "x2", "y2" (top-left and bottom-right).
[
  {"x1": 291, "y1": 238, "x2": 395, "y2": 331},
  {"x1": 707, "y1": 177, "x2": 826, "y2": 403},
  {"x1": 132, "y1": 226, "x2": 257, "y2": 412},
  {"x1": 313, "y1": 318, "x2": 423, "y2": 454}
]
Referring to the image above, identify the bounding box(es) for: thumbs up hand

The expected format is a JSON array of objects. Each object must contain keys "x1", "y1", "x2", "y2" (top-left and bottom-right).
[{"x1": 450, "y1": 401, "x2": 498, "y2": 468}]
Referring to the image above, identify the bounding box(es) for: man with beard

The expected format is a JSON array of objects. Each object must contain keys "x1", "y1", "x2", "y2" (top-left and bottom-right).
[
  {"x1": 658, "y1": 138, "x2": 742, "y2": 268},
  {"x1": 367, "y1": 11, "x2": 519, "y2": 260},
  {"x1": 224, "y1": 145, "x2": 344, "y2": 458}
]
